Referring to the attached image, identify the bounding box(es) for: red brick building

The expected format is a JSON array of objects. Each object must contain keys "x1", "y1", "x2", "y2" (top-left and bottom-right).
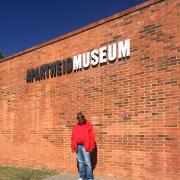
[{"x1": 0, "y1": 0, "x2": 179, "y2": 179}]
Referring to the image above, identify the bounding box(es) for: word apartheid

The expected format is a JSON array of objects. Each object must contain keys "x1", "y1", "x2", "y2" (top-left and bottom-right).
[{"x1": 26, "y1": 39, "x2": 130, "y2": 83}]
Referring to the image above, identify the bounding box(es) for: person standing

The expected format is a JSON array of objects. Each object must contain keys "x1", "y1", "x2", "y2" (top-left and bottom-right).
[{"x1": 71, "y1": 112, "x2": 95, "y2": 180}]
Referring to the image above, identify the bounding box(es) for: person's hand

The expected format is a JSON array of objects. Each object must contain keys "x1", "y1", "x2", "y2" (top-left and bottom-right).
[
  {"x1": 89, "y1": 149, "x2": 93, "y2": 153},
  {"x1": 72, "y1": 149, "x2": 75, "y2": 153}
]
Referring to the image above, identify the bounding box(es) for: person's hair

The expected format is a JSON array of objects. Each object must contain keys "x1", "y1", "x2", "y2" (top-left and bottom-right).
[{"x1": 77, "y1": 112, "x2": 84, "y2": 120}]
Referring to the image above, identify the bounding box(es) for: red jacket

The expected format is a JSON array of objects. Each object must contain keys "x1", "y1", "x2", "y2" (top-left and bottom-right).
[{"x1": 71, "y1": 121, "x2": 95, "y2": 152}]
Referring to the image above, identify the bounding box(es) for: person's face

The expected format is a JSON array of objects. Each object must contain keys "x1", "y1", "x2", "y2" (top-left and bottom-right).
[{"x1": 78, "y1": 116, "x2": 86, "y2": 125}]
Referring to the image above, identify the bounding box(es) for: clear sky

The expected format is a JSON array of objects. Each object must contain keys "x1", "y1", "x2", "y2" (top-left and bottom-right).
[{"x1": 0, "y1": 0, "x2": 147, "y2": 57}]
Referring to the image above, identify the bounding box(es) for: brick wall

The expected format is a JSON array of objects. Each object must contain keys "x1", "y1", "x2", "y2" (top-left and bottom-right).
[{"x1": 0, "y1": 0, "x2": 179, "y2": 179}]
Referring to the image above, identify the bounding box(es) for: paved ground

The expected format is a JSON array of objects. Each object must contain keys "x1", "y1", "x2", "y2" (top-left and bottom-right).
[{"x1": 43, "y1": 173, "x2": 113, "y2": 180}]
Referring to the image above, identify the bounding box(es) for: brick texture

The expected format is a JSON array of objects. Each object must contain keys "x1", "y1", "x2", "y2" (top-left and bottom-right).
[{"x1": 0, "y1": 0, "x2": 180, "y2": 179}]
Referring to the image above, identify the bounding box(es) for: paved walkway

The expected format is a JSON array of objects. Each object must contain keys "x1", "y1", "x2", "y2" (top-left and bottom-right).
[{"x1": 43, "y1": 173, "x2": 113, "y2": 180}]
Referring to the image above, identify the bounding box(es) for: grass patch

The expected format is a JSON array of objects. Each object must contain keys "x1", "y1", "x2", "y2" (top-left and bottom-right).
[{"x1": 0, "y1": 165, "x2": 59, "y2": 180}]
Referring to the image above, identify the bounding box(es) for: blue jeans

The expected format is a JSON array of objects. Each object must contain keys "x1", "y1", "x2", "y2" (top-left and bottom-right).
[{"x1": 77, "y1": 145, "x2": 93, "y2": 180}]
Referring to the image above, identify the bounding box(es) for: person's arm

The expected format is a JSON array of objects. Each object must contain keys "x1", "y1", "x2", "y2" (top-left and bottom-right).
[
  {"x1": 89, "y1": 123, "x2": 95, "y2": 151},
  {"x1": 71, "y1": 126, "x2": 76, "y2": 152}
]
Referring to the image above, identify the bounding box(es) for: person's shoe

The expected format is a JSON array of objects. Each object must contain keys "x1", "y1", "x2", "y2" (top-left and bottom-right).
[{"x1": 78, "y1": 178, "x2": 84, "y2": 180}]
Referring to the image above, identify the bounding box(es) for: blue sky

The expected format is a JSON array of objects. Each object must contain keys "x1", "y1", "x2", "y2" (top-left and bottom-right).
[{"x1": 0, "y1": 0, "x2": 147, "y2": 57}]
